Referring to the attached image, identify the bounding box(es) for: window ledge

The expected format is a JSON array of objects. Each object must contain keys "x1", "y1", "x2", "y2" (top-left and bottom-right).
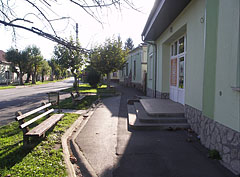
[{"x1": 231, "y1": 87, "x2": 240, "y2": 92}]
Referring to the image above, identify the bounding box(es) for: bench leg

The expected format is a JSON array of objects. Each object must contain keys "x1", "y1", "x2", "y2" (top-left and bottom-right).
[{"x1": 23, "y1": 136, "x2": 30, "y2": 147}]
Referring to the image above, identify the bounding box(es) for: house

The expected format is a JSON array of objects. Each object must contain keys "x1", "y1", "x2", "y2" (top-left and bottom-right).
[
  {"x1": 142, "y1": 0, "x2": 240, "y2": 175},
  {"x1": 0, "y1": 50, "x2": 18, "y2": 84},
  {"x1": 119, "y1": 43, "x2": 148, "y2": 92},
  {"x1": 102, "y1": 71, "x2": 120, "y2": 83}
]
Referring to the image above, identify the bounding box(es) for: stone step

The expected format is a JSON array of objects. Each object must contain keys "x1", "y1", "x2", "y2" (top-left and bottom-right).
[
  {"x1": 140, "y1": 99, "x2": 185, "y2": 117},
  {"x1": 127, "y1": 104, "x2": 190, "y2": 130},
  {"x1": 134, "y1": 102, "x2": 187, "y2": 123}
]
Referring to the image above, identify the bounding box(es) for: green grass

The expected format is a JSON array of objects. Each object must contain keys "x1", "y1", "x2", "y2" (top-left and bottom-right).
[
  {"x1": 0, "y1": 113, "x2": 79, "y2": 176},
  {"x1": 57, "y1": 95, "x2": 99, "y2": 110},
  {"x1": 62, "y1": 84, "x2": 115, "y2": 94},
  {"x1": 0, "y1": 78, "x2": 67, "y2": 90},
  {"x1": 0, "y1": 85, "x2": 16, "y2": 90}
]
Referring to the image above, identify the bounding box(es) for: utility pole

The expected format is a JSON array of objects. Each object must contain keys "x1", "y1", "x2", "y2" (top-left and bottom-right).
[{"x1": 76, "y1": 23, "x2": 78, "y2": 42}]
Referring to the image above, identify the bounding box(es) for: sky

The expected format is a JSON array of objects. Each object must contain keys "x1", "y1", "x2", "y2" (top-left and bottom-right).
[{"x1": 0, "y1": 0, "x2": 155, "y2": 59}]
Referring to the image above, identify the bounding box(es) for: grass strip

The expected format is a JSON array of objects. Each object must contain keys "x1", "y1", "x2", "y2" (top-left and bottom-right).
[
  {"x1": 0, "y1": 113, "x2": 79, "y2": 176},
  {"x1": 0, "y1": 85, "x2": 16, "y2": 90}
]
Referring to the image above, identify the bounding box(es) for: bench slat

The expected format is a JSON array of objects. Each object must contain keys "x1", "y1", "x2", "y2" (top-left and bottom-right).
[
  {"x1": 20, "y1": 109, "x2": 54, "y2": 129},
  {"x1": 74, "y1": 95, "x2": 86, "y2": 101},
  {"x1": 25, "y1": 114, "x2": 64, "y2": 137},
  {"x1": 16, "y1": 103, "x2": 52, "y2": 121}
]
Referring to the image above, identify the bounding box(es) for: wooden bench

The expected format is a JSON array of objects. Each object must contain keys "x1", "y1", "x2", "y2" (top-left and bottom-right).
[
  {"x1": 15, "y1": 102, "x2": 64, "y2": 146},
  {"x1": 70, "y1": 91, "x2": 86, "y2": 104}
]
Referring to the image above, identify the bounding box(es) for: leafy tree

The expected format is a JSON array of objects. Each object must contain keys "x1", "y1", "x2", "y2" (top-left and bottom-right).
[
  {"x1": 86, "y1": 66, "x2": 101, "y2": 88},
  {"x1": 124, "y1": 37, "x2": 134, "y2": 50},
  {"x1": 25, "y1": 45, "x2": 43, "y2": 84},
  {"x1": 5, "y1": 48, "x2": 28, "y2": 85},
  {"x1": 39, "y1": 59, "x2": 51, "y2": 82},
  {"x1": 53, "y1": 37, "x2": 85, "y2": 90},
  {"x1": 48, "y1": 58, "x2": 62, "y2": 80},
  {"x1": 90, "y1": 36, "x2": 127, "y2": 88}
]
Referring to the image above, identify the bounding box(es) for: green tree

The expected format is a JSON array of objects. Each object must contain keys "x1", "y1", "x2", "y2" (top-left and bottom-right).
[
  {"x1": 124, "y1": 37, "x2": 134, "y2": 50},
  {"x1": 39, "y1": 59, "x2": 51, "y2": 82},
  {"x1": 5, "y1": 48, "x2": 28, "y2": 85},
  {"x1": 25, "y1": 45, "x2": 43, "y2": 84},
  {"x1": 90, "y1": 36, "x2": 127, "y2": 88},
  {"x1": 86, "y1": 66, "x2": 101, "y2": 88},
  {"x1": 54, "y1": 37, "x2": 85, "y2": 90},
  {"x1": 48, "y1": 58, "x2": 62, "y2": 80}
]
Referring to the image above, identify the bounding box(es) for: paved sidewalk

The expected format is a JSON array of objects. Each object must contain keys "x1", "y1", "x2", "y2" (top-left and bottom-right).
[
  {"x1": 75, "y1": 96, "x2": 121, "y2": 177},
  {"x1": 73, "y1": 84, "x2": 237, "y2": 177}
]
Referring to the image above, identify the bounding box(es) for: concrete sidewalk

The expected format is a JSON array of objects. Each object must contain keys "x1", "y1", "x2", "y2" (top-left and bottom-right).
[{"x1": 72, "y1": 85, "x2": 237, "y2": 177}]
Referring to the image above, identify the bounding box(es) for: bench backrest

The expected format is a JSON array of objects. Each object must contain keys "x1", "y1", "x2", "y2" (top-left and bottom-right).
[{"x1": 15, "y1": 102, "x2": 53, "y2": 130}]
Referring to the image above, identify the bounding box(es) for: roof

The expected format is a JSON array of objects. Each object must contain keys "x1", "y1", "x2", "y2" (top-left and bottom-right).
[
  {"x1": 0, "y1": 50, "x2": 11, "y2": 64},
  {"x1": 129, "y1": 43, "x2": 147, "y2": 54},
  {"x1": 142, "y1": 0, "x2": 191, "y2": 41}
]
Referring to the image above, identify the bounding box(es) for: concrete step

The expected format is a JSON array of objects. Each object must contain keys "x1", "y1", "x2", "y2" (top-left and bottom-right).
[
  {"x1": 134, "y1": 102, "x2": 187, "y2": 124},
  {"x1": 140, "y1": 99, "x2": 185, "y2": 117},
  {"x1": 127, "y1": 104, "x2": 190, "y2": 130}
]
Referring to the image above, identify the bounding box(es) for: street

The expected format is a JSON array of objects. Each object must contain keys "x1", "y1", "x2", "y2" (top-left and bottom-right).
[{"x1": 0, "y1": 77, "x2": 74, "y2": 126}]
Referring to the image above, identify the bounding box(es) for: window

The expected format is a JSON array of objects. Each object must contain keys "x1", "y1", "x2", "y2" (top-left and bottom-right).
[
  {"x1": 178, "y1": 57, "x2": 184, "y2": 89},
  {"x1": 174, "y1": 41, "x2": 178, "y2": 55},
  {"x1": 126, "y1": 63, "x2": 129, "y2": 76},
  {"x1": 112, "y1": 72, "x2": 117, "y2": 77},
  {"x1": 179, "y1": 37, "x2": 184, "y2": 54}
]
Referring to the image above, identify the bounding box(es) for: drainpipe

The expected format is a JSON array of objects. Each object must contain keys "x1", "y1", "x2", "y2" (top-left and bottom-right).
[{"x1": 142, "y1": 37, "x2": 157, "y2": 98}]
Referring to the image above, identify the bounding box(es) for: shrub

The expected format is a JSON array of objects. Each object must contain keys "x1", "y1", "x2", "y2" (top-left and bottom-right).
[{"x1": 86, "y1": 68, "x2": 100, "y2": 88}]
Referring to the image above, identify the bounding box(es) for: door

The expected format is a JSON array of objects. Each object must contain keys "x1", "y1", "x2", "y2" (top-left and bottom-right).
[{"x1": 170, "y1": 36, "x2": 186, "y2": 105}]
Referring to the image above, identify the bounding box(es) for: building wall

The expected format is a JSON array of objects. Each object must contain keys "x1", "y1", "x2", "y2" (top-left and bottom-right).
[
  {"x1": 147, "y1": 45, "x2": 154, "y2": 97},
  {"x1": 149, "y1": 0, "x2": 205, "y2": 110},
  {"x1": 214, "y1": 0, "x2": 240, "y2": 132},
  {"x1": 144, "y1": 0, "x2": 240, "y2": 174},
  {"x1": 0, "y1": 63, "x2": 18, "y2": 84}
]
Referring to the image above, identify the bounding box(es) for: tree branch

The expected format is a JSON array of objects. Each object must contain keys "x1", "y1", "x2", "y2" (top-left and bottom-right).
[{"x1": 0, "y1": 20, "x2": 89, "y2": 53}]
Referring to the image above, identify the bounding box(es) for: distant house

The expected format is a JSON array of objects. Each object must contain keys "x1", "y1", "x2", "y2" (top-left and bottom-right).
[
  {"x1": 119, "y1": 43, "x2": 148, "y2": 92},
  {"x1": 103, "y1": 71, "x2": 120, "y2": 83},
  {"x1": 0, "y1": 50, "x2": 18, "y2": 84},
  {"x1": 142, "y1": 0, "x2": 239, "y2": 175}
]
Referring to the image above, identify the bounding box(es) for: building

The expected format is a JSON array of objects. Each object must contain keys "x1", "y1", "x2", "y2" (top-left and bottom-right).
[
  {"x1": 0, "y1": 50, "x2": 18, "y2": 84},
  {"x1": 142, "y1": 0, "x2": 240, "y2": 174},
  {"x1": 119, "y1": 44, "x2": 148, "y2": 92}
]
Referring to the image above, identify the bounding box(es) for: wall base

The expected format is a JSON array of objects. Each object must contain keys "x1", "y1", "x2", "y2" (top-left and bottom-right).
[{"x1": 185, "y1": 104, "x2": 240, "y2": 175}]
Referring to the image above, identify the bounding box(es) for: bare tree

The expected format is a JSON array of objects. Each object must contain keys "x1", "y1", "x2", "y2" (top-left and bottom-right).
[{"x1": 0, "y1": 0, "x2": 137, "y2": 51}]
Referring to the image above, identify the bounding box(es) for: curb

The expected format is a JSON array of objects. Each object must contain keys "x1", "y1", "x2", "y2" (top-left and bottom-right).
[
  {"x1": 61, "y1": 105, "x2": 99, "y2": 177},
  {"x1": 61, "y1": 113, "x2": 85, "y2": 177}
]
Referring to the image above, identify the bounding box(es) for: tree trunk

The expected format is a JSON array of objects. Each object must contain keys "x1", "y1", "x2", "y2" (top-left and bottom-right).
[
  {"x1": 41, "y1": 71, "x2": 44, "y2": 82},
  {"x1": 73, "y1": 74, "x2": 78, "y2": 92},
  {"x1": 19, "y1": 72, "x2": 24, "y2": 85},
  {"x1": 107, "y1": 73, "x2": 110, "y2": 89},
  {"x1": 32, "y1": 66, "x2": 37, "y2": 84},
  {"x1": 25, "y1": 73, "x2": 31, "y2": 83},
  {"x1": 32, "y1": 72, "x2": 36, "y2": 84}
]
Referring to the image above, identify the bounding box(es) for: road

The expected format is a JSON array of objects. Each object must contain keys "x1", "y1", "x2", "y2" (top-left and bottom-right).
[{"x1": 0, "y1": 77, "x2": 74, "y2": 126}]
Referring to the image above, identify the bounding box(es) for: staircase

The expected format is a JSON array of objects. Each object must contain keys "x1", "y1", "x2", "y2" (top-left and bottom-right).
[{"x1": 127, "y1": 98, "x2": 190, "y2": 130}]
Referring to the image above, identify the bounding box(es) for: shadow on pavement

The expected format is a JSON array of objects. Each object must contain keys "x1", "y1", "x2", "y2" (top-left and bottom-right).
[{"x1": 99, "y1": 84, "x2": 237, "y2": 177}]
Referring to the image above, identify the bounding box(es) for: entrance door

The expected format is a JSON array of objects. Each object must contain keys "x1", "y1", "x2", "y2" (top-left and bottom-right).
[{"x1": 170, "y1": 36, "x2": 186, "y2": 105}]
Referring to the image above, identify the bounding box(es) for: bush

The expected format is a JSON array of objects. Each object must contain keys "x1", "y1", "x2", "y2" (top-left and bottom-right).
[{"x1": 86, "y1": 68, "x2": 100, "y2": 88}]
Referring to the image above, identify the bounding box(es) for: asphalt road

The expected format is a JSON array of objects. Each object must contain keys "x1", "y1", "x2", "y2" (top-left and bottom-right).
[{"x1": 0, "y1": 77, "x2": 74, "y2": 126}]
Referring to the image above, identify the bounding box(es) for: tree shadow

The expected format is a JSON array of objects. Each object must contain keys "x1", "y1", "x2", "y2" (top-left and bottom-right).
[{"x1": 78, "y1": 84, "x2": 237, "y2": 177}]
